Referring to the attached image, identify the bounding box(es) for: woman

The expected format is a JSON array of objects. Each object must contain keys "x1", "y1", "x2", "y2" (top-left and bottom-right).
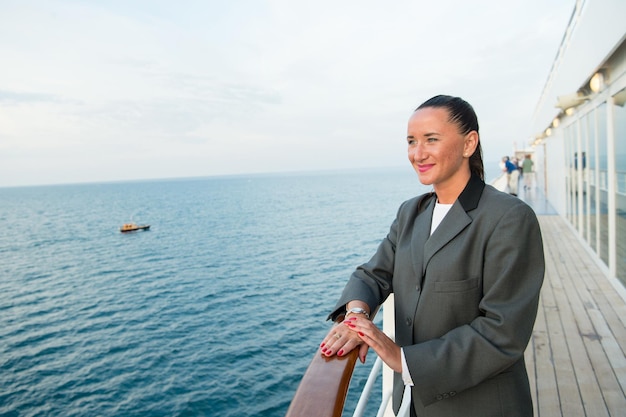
[{"x1": 320, "y1": 95, "x2": 544, "y2": 417}]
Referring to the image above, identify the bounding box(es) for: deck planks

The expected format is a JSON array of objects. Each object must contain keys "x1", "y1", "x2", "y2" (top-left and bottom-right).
[{"x1": 525, "y1": 215, "x2": 626, "y2": 416}]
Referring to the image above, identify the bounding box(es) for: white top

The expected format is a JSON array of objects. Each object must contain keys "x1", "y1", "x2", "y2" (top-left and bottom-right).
[{"x1": 431, "y1": 201, "x2": 453, "y2": 235}]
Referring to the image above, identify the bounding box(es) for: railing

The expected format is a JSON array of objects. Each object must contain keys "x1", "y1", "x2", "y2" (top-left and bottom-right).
[
  {"x1": 285, "y1": 299, "x2": 406, "y2": 417},
  {"x1": 353, "y1": 356, "x2": 385, "y2": 416},
  {"x1": 284, "y1": 314, "x2": 361, "y2": 417},
  {"x1": 352, "y1": 356, "x2": 413, "y2": 417}
]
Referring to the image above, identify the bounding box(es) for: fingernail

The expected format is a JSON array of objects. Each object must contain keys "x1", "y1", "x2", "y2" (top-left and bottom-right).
[
  {"x1": 321, "y1": 347, "x2": 327, "y2": 353},
  {"x1": 358, "y1": 332, "x2": 364, "y2": 336},
  {"x1": 337, "y1": 350, "x2": 344, "y2": 356},
  {"x1": 320, "y1": 342, "x2": 325, "y2": 348}
]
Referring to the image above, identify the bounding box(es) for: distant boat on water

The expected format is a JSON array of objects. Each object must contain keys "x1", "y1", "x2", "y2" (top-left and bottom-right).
[{"x1": 120, "y1": 223, "x2": 150, "y2": 233}]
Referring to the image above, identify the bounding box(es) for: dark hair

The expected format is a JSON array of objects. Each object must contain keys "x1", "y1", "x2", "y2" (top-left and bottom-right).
[{"x1": 416, "y1": 95, "x2": 484, "y2": 180}]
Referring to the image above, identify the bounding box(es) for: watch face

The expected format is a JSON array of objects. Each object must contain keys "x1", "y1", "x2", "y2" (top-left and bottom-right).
[{"x1": 347, "y1": 308, "x2": 368, "y2": 318}]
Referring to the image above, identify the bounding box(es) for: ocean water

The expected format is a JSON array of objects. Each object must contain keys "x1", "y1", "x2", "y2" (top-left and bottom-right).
[{"x1": 0, "y1": 167, "x2": 440, "y2": 417}]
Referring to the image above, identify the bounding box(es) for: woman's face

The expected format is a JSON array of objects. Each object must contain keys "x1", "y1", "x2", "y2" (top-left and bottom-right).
[{"x1": 407, "y1": 107, "x2": 477, "y2": 191}]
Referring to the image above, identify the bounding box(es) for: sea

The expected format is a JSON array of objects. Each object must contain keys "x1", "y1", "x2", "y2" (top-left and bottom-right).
[{"x1": 0, "y1": 165, "x2": 501, "y2": 417}]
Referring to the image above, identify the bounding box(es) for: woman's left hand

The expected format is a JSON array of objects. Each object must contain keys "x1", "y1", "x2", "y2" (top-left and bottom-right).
[{"x1": 343, "y1": 316, "x2": 402, "y2": 373}]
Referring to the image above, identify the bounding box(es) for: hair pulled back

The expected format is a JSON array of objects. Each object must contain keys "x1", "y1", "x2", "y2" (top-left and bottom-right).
[{"x1": 416, "y1": 95, "x2": 484, "y2": 180}]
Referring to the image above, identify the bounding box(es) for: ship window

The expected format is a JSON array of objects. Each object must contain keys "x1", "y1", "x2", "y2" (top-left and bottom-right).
[
  {"x1": 597, "y1": 102, "x2": 609, "y2": 266},
  {"x1": 613, "y1": 88, "x2": 626, "y2": 285},
  {"x1": 587, "y1": 109, "x2": 598, "y2": 252}
]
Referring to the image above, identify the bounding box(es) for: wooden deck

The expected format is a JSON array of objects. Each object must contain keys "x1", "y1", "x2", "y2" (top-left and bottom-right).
[{"x1": 526, "y1": 215, "x2": 626, "y2": 416}]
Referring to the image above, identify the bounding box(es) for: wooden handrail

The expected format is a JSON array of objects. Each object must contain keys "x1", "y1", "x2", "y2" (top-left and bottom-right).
[
  {"x1": 286, "y1": 309, "x2": 379, "y2": 417},
  {"x1": 285, "y1": 346, "x2": 359, "y2": 417}
]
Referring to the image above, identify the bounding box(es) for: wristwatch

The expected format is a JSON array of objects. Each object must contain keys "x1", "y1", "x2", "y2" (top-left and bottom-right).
[{"x1": 345, "y1": 307, "x2": 370, "y2": 319}]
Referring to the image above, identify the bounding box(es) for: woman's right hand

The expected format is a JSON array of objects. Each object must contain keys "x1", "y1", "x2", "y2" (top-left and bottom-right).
[{"x1": 320, "y1": 322, "x2": 370, "y2": 363}]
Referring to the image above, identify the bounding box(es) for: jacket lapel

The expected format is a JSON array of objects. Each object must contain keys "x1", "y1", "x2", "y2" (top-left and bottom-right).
[
  {"x1": 423, "y1": 203, "x2": 471, "y2": 274},
  {"x1": 410, "y1": 196, "x2": 435, "y2": 283}
]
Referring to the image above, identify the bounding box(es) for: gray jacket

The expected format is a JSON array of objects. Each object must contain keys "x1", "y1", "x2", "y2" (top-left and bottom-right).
[{"x1": 330, "y1": 175, "x2": 545, "y2": 417}]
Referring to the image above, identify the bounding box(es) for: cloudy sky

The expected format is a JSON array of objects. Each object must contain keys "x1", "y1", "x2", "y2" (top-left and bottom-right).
[{"x1": 0, "y1": 0, "x2": 574, "y2": 187}]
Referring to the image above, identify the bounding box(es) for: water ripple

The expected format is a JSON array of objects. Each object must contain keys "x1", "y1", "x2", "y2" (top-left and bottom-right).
[{"x1": 0, "y1": 170, "x2": 426, "y2": 416}]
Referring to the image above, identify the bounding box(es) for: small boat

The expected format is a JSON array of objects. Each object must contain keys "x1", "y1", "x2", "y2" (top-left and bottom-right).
[{"x1": 120, "y1": 223, "x2": 150, "y2": 233}]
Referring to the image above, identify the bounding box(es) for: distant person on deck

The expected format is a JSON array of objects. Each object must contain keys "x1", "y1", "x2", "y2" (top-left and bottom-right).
[
  {"x1": 319, "y1": 95, "x2": 545, "y2": 417},
  {"x1": 522, "y1": 155, "x2": 534, "y2": 190},
  {"x1": 503, "y1": 156, "x2": 520, "y2": 196}
]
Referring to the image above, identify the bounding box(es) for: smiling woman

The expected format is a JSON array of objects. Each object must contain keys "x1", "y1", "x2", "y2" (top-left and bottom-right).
[{"x1": 316, "y1": 95, "x2": 545, "y2": 417}]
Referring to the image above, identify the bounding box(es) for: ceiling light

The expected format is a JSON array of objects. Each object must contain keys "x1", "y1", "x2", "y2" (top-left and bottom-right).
[{"x1": 589, "y1": 72, "x2": 604, "y2": 93}]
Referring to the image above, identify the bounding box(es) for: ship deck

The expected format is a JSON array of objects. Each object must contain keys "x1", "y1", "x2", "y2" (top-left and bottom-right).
[{"x1": 522, "y1": 188, "x2": 626, "y2": 416}]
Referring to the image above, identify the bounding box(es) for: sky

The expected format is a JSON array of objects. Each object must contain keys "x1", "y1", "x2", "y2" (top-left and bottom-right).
[{"x1": 0, "y1": 0, "x2": 575, "y2": 188}]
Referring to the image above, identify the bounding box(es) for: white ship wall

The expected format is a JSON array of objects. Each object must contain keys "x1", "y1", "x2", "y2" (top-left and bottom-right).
[{"x1": 532, "y1": 0, "x2": 626, "y2": 134}]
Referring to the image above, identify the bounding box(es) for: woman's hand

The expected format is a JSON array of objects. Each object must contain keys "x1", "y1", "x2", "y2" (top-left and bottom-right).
[
  {"x1": 343, "y1": 316, "x2": 402, "y2": 372},
  {"x1": 320, "y1": 321, "x2": 370, "y2": 363}
]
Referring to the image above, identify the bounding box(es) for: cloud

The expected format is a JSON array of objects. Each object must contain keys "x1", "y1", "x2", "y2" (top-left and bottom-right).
[
  {"x1": 0, "y1": 0, "x2": 574, "y2": 187},
  {"x1": 0, "y1": 90, "x2": 61, "y2": 104}
]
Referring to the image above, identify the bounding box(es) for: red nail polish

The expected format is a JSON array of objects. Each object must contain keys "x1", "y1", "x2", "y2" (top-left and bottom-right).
[
  {"x1": 320, "y1": 342, "x2": 325, "y2": 348},
  {"x1": 337, "y1": 350, "x2": 344, "y2": 356},
  {"x1": 358, "y1": 332, "x2": 364, "y2": 337}
]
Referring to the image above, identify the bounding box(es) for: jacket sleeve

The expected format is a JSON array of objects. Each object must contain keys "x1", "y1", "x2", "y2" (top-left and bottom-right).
[
  {"x1": 405, "y1": 202, "x2": 545, "y2": 406},
  {"x1": 327, "y1": 201, "x2": 407, "y2": 321}
]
